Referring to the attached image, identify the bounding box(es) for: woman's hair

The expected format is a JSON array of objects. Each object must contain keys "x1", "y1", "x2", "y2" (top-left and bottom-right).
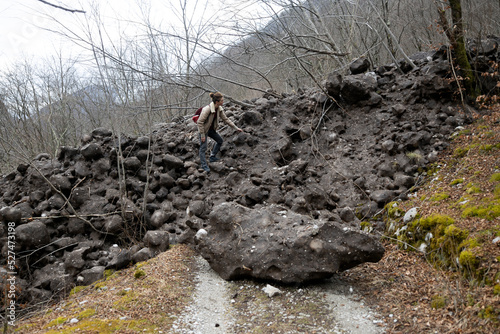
[{"x1": 210, "y1": 92, "x2": 223, "y2": 103}]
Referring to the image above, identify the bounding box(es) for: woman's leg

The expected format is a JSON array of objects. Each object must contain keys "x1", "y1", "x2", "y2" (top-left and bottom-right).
[
  {"x1": 199, "y1": 134, "x2": 210, "y2": 172},
  {"x1": 207, "y1": 129, "x2": 223, "y2": 162}
]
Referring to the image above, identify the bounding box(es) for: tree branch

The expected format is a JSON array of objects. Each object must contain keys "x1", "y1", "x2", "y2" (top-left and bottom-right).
[{"x1": 37, "y1": 0, "x2": 85, "y2": 14}]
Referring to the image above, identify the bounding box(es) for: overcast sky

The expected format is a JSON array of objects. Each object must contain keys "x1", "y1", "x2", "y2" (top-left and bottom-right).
[
  {"x1": 0, "y1": 0, "x2": 275, "y2": 71},
  {"x1": 1, "y1": 0, "x2": 115, "y2": 69}
]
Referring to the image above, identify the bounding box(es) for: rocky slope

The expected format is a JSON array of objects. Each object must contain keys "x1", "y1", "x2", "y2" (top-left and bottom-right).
[{"x1": 1, "y1": 37, "x2": 498, "y2": 312}]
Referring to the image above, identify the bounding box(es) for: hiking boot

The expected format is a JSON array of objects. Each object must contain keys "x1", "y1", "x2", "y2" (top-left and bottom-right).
[{"x1": 209, "y1": 156, "x2": 220, "y2": 162}]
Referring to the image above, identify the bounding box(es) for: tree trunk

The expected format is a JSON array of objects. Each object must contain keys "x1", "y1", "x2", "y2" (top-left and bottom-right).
[{"x1": 448, "y1": 0, "x2": 480, "y2": 99}]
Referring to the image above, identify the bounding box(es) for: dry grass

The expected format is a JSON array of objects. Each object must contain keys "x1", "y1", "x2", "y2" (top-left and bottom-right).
[
  {"x1": 13, "y1": 245, "x2": 197, "y2": 334},
  {"x1": 343, "y1": 108, "x2": 500, "y2": 333}
]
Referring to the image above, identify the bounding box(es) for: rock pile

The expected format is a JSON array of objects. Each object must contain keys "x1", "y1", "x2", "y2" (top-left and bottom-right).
[{"x1": 1, "y1": 37, "x2": 498, "y2": 306}]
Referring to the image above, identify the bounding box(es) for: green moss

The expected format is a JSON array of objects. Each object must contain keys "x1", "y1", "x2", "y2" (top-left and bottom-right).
[
  {"x1": 69, "y1": 286, "x2": 87, "y2": 296},
  {"x1": 430, "y1": 192, "x2": 450, "y2": 201},
  {"x1": 457, "y1": 128, "x2": 472, "y2": 136},
  {"x1": 134, "y1": 269, "x2": 146, "y2": 279},
  {"x1": 114, "y1": 291, "x2": 138, "y2": 311},
  {"x1": 480, "y1": 144, "x2": 493, "y2": 152},
  {"x1": 384, "y1": 201, "x2": 405, "y2": 219},
  {"x1": 418, "y1": 213, "x2": 455, "y2": 230},
  {"x1": 103, "y1": 269, "x2": 115, "y2": 280},
  {"x1": 494, "y1": 285, "x2": 500, "y2": 296},
  {"x1": 431, "y1": 295, "x2": 447, "y2": 309},
  {"x1": 490, "y1": 173, "x2": 500, "y2": 182},
  {"x1": 44, "y1": 317, "x2": 67, "y2": 328},
  {"x1": 43, "y1": 318, "x2": 153, "y2": 334},
  {"x1": 360, "y1": 221, "x2": 373, "y2": 232},
  {"x1": 453, "y1": 146, "x2": 470, "y2": 158},
  {"x1": 94, "y1": 282, "x2": 107, "y2": 290},
  {"x1": 465, "y1": 183, "x2": 482, "y2": 194},
  {"x1": 77, "y1": 308, "x2": 96, "y2": 320},
  {"x1": 406, "y1": 151, "x2": 423, "y2": 163},
  {"x1": 494, "y1": 184, "x2": 500, "y2": 197},
  {"x1": 462, "y1": 201, "x2": 500, "y2": 221},
  {"x1": 478, "y1": 305, "x2": 499, "y2": 322},
  {"x1": 459, "y1": 250, "x2": 479, "y2": 271},
  {"x1": 450, "y1": 178, "x2": 464, "y2": 186},
  {"x1": 444, "y1": 225, "x2": 469, "y2": 240},
  {"x1": 459, "y1": 237, "x2": 481, "y2": 249}
]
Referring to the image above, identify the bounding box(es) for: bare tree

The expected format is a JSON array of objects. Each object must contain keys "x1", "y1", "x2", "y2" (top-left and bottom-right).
[
  {"x1": 37, "y1": 0, "x2": 85, "y2": 13},
  {"x1": 435, "y1": 0, "x2": 480, "y2": 99}
]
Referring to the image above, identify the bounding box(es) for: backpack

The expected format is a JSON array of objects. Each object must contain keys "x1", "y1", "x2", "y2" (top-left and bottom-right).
[{"x1": 192, "y1": 107, "x2": 203, "y2": 123}]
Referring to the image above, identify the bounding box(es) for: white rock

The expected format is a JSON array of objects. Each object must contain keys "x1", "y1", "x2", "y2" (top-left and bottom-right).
[
  {"x1": 195, "y1": 229, "x2": 208, "y2": 240},
  {"x1": 69, "y1": 318, "x2": 79, "y2": 324},
  {"x1": 262, "y1": 284, "x2": 282, "y2": 297},
  {"x1": 403, "y1": 207, "x2": 418, "y2": 223}
]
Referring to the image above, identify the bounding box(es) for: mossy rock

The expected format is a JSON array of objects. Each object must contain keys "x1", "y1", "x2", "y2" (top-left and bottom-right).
[{"x1": 384, "y1": 201, "x2": 405, "y2": 219}]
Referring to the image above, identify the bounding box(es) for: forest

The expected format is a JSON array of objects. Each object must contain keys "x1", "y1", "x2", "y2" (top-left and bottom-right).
[{"x1": 0, "y1": 0, "x2": 498, "y2": 172}]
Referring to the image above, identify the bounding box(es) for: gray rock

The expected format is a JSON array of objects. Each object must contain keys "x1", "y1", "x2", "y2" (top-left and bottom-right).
[
  {"x1": 350, "y1": 57, "x2": 370, "y2": 74},
  {"x1": 78, "y1": 266, "x2": 105, "y2": 286},
  {"x1": 91, "y1": 127, "x2": 112, "y2": 138},
  {"x1": 194, "y1": 202, "x2": 384, "y2": 283},
  {"x1": 70, "y1": 187, "x2": 90, "y2": 207},
  {"x1": 144, "y1": 230, "x2": 169, "y2": 254},
  {"x1": 123, "y1": 156, "x2": 142, "y2": 171},
  {"x1": 15, "y1": 220, "x2": 50, "y2": 248},
  {"x1": 33, "y1": 263, "x2": 72, "y2": 293},
  {"x1": 132, "y1": 247, "x2": 152, "y2": 263},
  {"x1": 49, "y1": 174, "x2": 72, "y2": 192},
  {"x1": 324, "y1": 73, "x2": 342, "y2": 98},
  {"x1": 81, "y1": 143, "x2": 103, "y2": 160},
  {"x1": 370, "y1": 190, "x2": 394, "y2": 206},
  {"x1": 188, "y1": 200, "x2": 206, "y2": 218},
  {"x1": 341, "y1": 73, "x2": 378, "y2": 103},
  {"x1": 159, "y1": 173, "x2": 176, "y2": 188},
  {"x1": 104, "y1": 215, "x2": 123, "y2": 234},
  {"x1": 241, "y1": 111, "x2": 263, "y2": 125},
  {"x1": 106, "y1": 247, "x2": 131, "y2": 270},
  {"x1": 0, "y1": 206, "x2": 22, "y2": 223},
  {"x1": 339, "y1": 207, "x2": 356, "y2": 222},
  {"x1": 150, "y1": 210, "x2": 169, "y2": 228},
  {"x1": 163, "y1": 154, "x2": 184, "y2": 170},
  {"x1": 64, "y1": 247, "x2": 91, "y2": 274}
]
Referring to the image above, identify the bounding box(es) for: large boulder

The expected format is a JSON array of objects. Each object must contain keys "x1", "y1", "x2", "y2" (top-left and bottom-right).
[{"x1": 193, "y1": 202, "x2": 385, "y2": 283}]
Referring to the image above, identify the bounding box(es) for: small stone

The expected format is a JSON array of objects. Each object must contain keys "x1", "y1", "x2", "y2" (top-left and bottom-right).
[{"x1": 262, "y1": 284, "x2": 282, "y2": 297}]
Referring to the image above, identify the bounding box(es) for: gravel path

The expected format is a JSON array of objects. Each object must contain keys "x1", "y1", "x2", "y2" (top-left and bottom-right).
[
  {"x1": 172, "y1": 256, "x2": 234, "y2": 333},
  {"x1": 172, "y1": 256, "x2": 385, "y2": 334}
]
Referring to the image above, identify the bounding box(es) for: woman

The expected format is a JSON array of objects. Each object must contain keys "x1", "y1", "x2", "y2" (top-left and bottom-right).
[{"x1": 197, "y1": 92, "x2": 242, "y2": 172}]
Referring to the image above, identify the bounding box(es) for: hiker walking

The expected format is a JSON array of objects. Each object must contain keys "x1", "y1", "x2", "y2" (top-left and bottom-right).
[{"x1": 197, "y1": 92, "x2": 242, "y2": 172}]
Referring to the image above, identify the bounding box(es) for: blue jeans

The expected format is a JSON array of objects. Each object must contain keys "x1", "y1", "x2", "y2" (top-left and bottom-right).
[{"x1": 199, "y1": 129, "x2": 223, "y2": 169}]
